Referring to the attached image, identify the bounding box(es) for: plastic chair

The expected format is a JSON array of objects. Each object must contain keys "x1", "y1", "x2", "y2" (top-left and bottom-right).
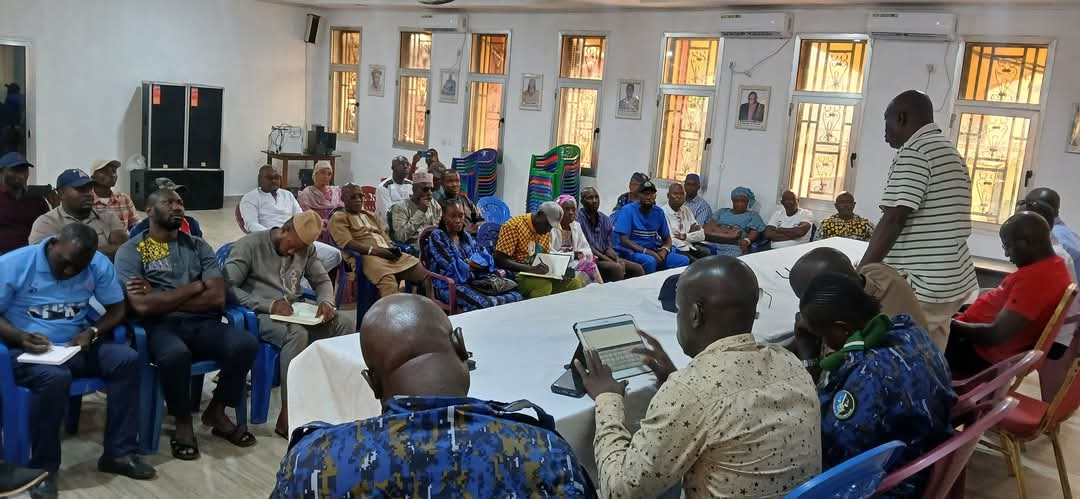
[
  {"x1": 989, "y1": 358, "x2": 1080, "y2": 499},
  {"x1": 476, "y1": 222, "x2": 502, "y2": 254},
  {"x1": 0, "y1": 328, "x2": 128, "y2": 466},
  {"x1": 477, "y1": 197, "x2": 510, "y2": 225},
  {"x1": 417, "y1": 226, "x2": 458, "y2": 315},
  {"x1": 234, "y1": 205, "x2": 249, "y2": 234},
  {"x1": 215, "y1": 243, "x2": 278, "y2": 425},
  {"x1": 334, "y1": 248, "x2": 379, "y2": 332},
  {"x1": 1007, "y1": 283, "x2": 1079, "y2": 390},
  {"x1": 951, "y1": 350, "x2": 1043, "y2": 418},
  {"x1": 875, "y1": 397, "x2": 1019, "y2": 499},
  {"x1": 783, "y1": 440, "x2": 904, "y2": 499}
]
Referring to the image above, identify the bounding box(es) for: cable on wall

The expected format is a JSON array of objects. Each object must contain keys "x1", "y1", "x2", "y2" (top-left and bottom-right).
[{"x1": 936, "y1": 41, "x2": 956, "y2": 113}]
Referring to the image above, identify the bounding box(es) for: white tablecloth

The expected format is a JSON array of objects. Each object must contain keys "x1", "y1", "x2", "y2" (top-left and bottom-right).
[{"x1": 288, "y1": 238, "x2": 868, "y2": 471}]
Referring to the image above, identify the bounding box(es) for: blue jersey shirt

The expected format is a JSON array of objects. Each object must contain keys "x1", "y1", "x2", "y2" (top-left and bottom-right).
[
  {"x1": 273, "y1": 396, "x2": 593, "y2": 498},
  {"x1": 818, "y1": 315, "x2": 957, "y2": 499},
  {"x1": 614, "y1": 202, "x2": 670, "y2": 251},
  {"x1": 0, "y1": 239, "x2": 124, "y2": 344}
]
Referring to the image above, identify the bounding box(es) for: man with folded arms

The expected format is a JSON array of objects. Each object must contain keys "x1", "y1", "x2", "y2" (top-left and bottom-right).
[
  {"x1": 225, "y1": 210, "x2": 352, "y2": 438},
  {"x1": 575, "y1": 256, "x2": 820, "y2": 498},
  {"x1": 115, "y1": 188, "x2": 258, "y2": 460},
  {"x1": 613, "y1": 180, "x2": 689, "y2": 274}
]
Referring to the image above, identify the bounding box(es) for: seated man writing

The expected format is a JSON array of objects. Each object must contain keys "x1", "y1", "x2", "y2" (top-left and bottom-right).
[
  {"x1": 29, "y1": 169, "x2": 128, "y2": 260},
  {"x1": 613, "y1": 180, "x2": 689, "y2": 274},
  {"x1": 947, "y1": 211, "x2": 1072, "y2": 375},
  {"x1": 116, "y1": 188, "x2": 258, "y2": 460},
  {"x1": 0, "y1": 224, "x2": 153, "y2": 498},
  {"x1": 388, "y1": 171, "x2": 442, "y2": 249},
  {"x1": 494, "y1": 202, "x2": 582, "y2": 299},
  {"x1": 329, "y1": 184, "x2": 426, "y2": 298},
  {"x1": 575, "y1": 256, "x2": 821, "y2": 498},
  {"x1": 799, "y1": 273, "x2": 955, "y2": 498},
  {"x1": 225, "y1": 211, "x2": 353, "y2": 439},
  {"x1": 273, "y1": 295, "x2": 595, "y2": 498}
]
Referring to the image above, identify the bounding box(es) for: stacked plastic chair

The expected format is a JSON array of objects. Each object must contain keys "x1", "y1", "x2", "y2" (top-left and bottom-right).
[
  {"x1": 452, "y1": 149, "x2": 498, "y2": 201},
  {"x1": 558, "y1": 144, "x2": 582, "y2": 201},
  {"x1": 525, "y1": 144, "x2": 582, "y2": 212}
]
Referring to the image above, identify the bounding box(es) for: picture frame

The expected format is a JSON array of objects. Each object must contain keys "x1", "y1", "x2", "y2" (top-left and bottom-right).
[
  {"x1": 367, "y1": 64, "x2": 385, "y2": 97},
  {"x1": 439, "y1": 68, "x2": 459, "y2": 104},
  {"x1": 615, "y1": 79, "x2": 644, "y2": 120},
  {"x1": 520, "y1": 73, "x2": 543, "y2": 111},
  {"x1": 734, "y1": 85, "x2": 770, "y2": 131},
  {"x1": 1068, "y1": 103, "x2": 1080, "y2": 154}
]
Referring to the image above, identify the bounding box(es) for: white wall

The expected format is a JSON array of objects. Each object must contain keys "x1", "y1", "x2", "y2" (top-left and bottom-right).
[
  {"x1": 0, "y1": 0, "x2": 314, "y2": 198},
  {"x1": 313, "y1": 5, "x2": 1080, "y2": 260}
]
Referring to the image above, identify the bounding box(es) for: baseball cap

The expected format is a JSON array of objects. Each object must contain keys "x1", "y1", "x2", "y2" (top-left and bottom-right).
[
  {"x1": 90, "y1": 159, "x2": 121, "y2": 172},
  {"x1": 154, "y1": 177, "x2": 186, "y2": 192},
  {"x1": 56, "y1": 169, "x2": 94, "y2": 189},
  {"x1": 537, "y1": 201, "x2": 563, "y2": 226},
  {"x1": 0, "y1": 152, "x2": 32, "y2": 169},
  {"x1": 638, "y1": 180, "x2": 658, "y2": 194}
]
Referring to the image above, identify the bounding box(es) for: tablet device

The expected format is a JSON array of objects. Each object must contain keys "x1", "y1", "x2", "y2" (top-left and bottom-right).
[{"x1": 573, "y1": 314, "x2": 651, "y2": 380}]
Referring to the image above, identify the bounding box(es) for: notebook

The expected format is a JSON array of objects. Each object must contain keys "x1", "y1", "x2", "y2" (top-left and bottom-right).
[
  {"x1": 18, "y1": 345, "x2": 81, "y2": 366},
  {"x1": 518, "y1": 252, "x2": 572, "y2": 280},
  {"x1": 270, "y1": 302, "x2": 329, "y2": 326}
]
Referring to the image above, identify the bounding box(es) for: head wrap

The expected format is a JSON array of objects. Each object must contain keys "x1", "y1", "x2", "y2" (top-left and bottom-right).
[
  {"x1": 731, "y1": 186, "x2": 756, "y2": 207},
  {"x1": 556, "y1": 194, "x2": 576, "y2": 206},
  {"x1": 313, "y1": 160, "x2": 333, "y2": 173}
]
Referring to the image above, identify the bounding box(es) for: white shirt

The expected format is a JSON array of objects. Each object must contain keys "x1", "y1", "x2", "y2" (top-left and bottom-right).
[
  {"x1": 239, "y1": 188, "x2": 302, "y2": 232},
  {"x1": 1052, "y1": 234, "x2": 1080, "y2": 346},
  {"x1": 662, "y1": 204, "x2": 704, "y2": 251},
  {"x1": 767, "y1": 207, "x2": 814, "y2": 249},
  {"x1": 375, "y1": 177, "x2": 413, "y2": 229}
]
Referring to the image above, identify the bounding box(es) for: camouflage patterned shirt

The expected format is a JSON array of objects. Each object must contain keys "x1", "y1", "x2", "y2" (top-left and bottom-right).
[{"x1": 272, "y1": 396, "x2": 593, "y2": 498}]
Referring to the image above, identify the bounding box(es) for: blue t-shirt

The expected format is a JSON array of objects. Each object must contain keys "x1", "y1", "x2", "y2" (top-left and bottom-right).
[
  {"x1": 0, "y1": 239, "x2": 124, "y2": 344},
  {"x1": 613, "y1": 202, "x2": 670, "y2": 251}
]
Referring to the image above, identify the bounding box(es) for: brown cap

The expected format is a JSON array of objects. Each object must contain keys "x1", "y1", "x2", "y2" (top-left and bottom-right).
[
  {"x1": 292, "y1": 211, "x2": 322, "y2": 245},
  {"x1": 90, "y1": 159, "x2": 121, "y2": 172}
]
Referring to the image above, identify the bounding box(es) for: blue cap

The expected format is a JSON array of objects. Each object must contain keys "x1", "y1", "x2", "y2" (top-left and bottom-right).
[
  {"x1": 0, "y1": 152, "x2": 32, "y2": 169},
  {"x1": 56, "y1": 169, "x2": 93, "y2": 189}
]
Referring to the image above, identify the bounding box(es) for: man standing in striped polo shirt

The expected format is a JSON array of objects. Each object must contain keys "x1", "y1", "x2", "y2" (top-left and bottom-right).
[{"x1": 860, "y1": 90, "x2": 978, "y2": 349}]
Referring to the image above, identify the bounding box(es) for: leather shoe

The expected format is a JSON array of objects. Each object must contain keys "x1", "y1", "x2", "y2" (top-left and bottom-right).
[
  {"x1": 0, "y1": 462, "x2": 48, "y2": 497},
  {"x1": 28, "y1": 475, "x2": 57, "y2": 499},
  {"x1": 97, "y1": 455, "x2": 156, "y2": 480}
]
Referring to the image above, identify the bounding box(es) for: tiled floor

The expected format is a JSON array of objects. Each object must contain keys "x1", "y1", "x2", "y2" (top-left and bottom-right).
[{"x1": 19, "y1": 200, "x2": 1080, "y2": 498}]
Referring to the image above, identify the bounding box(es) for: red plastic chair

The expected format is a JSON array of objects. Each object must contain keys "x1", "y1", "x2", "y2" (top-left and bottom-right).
[
  {"x1": 1002, "y1": 283, "x2": 1078, "y2": 389},
  {"x1": 951, "y1": 350, "x2": 1042, "y2": 418},
  {"x1": 874, "y1": 397, "x2": 1019, "y2": 499},
  {"x1": 360, "y1": 185, "x2": 377, "y2": 213},
  {"x1": 989, "y1": 358, "x2": 1080, "y2": 499},
  {"x1": 235, "y1": 204, "x2": 249, "y2": 233},
  {"x1": 417, "y1": 226, "x2": 459, "y2": 315}
]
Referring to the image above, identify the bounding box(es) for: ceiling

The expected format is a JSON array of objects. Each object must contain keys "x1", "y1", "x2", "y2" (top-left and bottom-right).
[{"x1": 263, "y1": 0, "x2": 1080, "y2": 11}]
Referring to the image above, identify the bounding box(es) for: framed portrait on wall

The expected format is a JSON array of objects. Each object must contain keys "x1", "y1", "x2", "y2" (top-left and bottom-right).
[
  {"x1": 439, "y1": 68, "x2": 459, "y2": 104},
  {"x1": 520, "y1": 73, "x2": 543, "y2": 111},
  {"x1": 1068, "y1": 103, "x2": 1080, "y2": 154},
  {"x1": 368, "y1": 64, "x2": 385, "y2": 97},
  {"x1": 734, "y1": 85, "x2": 770, "y2": 131},
  {"x1": 615, "y1": 79, "x2": 644, "y2": 120}
]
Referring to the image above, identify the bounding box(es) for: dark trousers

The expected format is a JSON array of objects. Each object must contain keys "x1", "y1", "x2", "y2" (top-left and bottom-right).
[
  {"x1": 145, "y1": 316, "x2": 258, "y2": 417},
  {"x1": 12, "y1": 342, "x2": 139, "y2": 472},
  {"x1": 945, "y1": 333, "x2": 993, "y2": 378}
]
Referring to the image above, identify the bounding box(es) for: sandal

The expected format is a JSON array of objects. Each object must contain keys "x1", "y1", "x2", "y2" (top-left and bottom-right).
[
  {"x1": 211, "y1": 426, "x2": 258, "y2": 448},
  {"x1": 170, "y1": 437, "x2": 200, "y2": 460}
]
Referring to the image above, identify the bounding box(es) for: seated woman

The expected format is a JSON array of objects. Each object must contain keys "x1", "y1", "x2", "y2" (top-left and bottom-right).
[
  {"x1": 550, "y1": 195, "x2": 602, "y2": 285},
  {"x1": 798, "y1": 273, "x2": 956, "y2": 499},
  {"x1": 423, "y1": 199, "x2": 524, "y2": 312},
  {"x1": 297, "y1": 161, "x2": 343, "y2": 219},
  {"x1": 703, "y1": 186, "x2": 765, "y2": 257}
]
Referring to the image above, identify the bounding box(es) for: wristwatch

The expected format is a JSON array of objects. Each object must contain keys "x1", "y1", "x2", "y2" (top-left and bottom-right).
[
  {"x1": 801, "y1": 358, "x2": 819, "y2": 369},
  {"x1": 88, "y1": 326, "x2": 100, "y2": 342}
]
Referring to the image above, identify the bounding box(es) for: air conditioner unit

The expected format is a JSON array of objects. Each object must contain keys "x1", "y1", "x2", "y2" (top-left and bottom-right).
[
  {"x1": 418, "y1": 14, "x2": 467, "y2": 32},
  {"x1": 715, "y1": 13, "x2": 792, "y2": 39},
  {"x1": 868, "y1": 12, "x2": 956, "y2": 41}
]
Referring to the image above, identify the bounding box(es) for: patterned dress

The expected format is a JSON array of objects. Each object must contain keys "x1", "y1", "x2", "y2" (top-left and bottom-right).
[
  {"x1": 819, "y1": 214, "x2": 874, "y2": 241},
  {"x1": 425, "y1": 229, "x2": 524, "y2": 312}
]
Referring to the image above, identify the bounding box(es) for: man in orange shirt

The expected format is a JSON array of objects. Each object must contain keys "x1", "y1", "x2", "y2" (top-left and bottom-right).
[{"x1": 947, "y1": 211, "x2": 1072, "y2": 375}]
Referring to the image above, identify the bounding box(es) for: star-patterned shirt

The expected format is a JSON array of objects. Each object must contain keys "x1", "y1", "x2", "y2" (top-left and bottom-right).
[{"x1": 592, "y1": 333, "x2": 821, "y2": 498}]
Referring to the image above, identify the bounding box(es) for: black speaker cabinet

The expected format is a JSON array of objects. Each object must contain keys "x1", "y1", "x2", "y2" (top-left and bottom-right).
[
  {"x1": 130, "y1": 169, "x2": 224, "y2": 211},
  {"x1": 141, "y1": 82, "x2": 186, "y2": 169},
  {"x1": 187, "y1": 85, "x2": 223, "y2": 169}
]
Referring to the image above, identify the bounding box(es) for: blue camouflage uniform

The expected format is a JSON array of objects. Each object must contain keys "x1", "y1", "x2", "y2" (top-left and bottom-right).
[
  {"x1": 818, "y1": 314, "x2": 957, "y2": 499},
  {"x1": 272, "y1": 396, "x2": 594, "y2": 498}
]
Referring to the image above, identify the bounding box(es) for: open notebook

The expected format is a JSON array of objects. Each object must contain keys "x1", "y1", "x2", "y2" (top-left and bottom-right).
[
  {"x1": 518, "y1": 252, "x2": 573, "y2": 280},
  {"x1": 270, "y1": 302, "x2": 330, "y2": 326}
]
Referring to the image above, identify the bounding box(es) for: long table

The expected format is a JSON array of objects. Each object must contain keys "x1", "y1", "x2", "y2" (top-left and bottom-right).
[{"x1": 288, "y1": 238, "x2": 868, "y2": 470}]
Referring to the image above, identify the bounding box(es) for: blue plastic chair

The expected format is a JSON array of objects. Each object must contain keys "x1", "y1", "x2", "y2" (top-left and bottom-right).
[
  {"x1": 475, "y1": 222, "x2": 503, "y2": 255},
  {"x1": 0, "y1": 325, "x2": 127, "y2": 466},
  {"x1": 335, "y1": 248, "x2": 380, "y2": 331},
  {"x1": 476, "y1": 197, "x2": 510, "y2": 225},
  {"x1": 215, "y1": 242, "x2": 279, "y2": 425},
  {"x1": 783, "y1": 440, "x2": 905, "y2": 499}
]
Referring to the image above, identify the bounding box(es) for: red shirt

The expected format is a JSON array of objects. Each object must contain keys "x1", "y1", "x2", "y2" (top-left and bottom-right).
[
  {"x1": 957, "y1": 255, "x2": 1071, "y2": 363},
  {"x1": 0, "y1": 187, "x2": 49, "y2": 253}
]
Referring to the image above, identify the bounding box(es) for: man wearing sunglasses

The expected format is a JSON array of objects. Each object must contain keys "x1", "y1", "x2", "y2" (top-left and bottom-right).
[
  {"x1": 273, "y1": 295, "x2": 595, "y2": 498},
  {"x1": 388, "y1": 171, "x2": 441, "y2": 250}
]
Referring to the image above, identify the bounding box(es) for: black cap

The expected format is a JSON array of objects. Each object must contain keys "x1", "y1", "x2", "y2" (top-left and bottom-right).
[
  {"x1": 638, "y1": 180, "x2": 657, "y2": 194},
  {"x1": 658, "y1": 273, "x2": 680, "y2": 313}
]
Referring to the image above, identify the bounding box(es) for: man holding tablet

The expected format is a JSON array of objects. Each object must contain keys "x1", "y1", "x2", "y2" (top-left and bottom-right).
[{"x1": 574, "y1": 256, "x2": 821, "y2": 498}]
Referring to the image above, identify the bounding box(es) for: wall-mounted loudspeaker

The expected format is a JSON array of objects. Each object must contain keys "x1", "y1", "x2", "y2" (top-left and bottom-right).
[{"x1": 305, "y1": 14, "x2": 320, "y2": 44}]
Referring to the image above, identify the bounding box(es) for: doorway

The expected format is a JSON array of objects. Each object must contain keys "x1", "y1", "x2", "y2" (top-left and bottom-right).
[{"x1": 0, "y1": 41, "x2": 28, "y2": 158}]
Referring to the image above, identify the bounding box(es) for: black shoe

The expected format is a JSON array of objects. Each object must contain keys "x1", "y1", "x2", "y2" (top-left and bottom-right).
[
  {"x1": 0, "y1": 462, "x2": 48, "y2": 497},
  {"x1": 97, "y1": 455, "x2": 156, "y2": 480},
  {"x1": 28, "y1": 475, "x2": 57, "y2": 499}
]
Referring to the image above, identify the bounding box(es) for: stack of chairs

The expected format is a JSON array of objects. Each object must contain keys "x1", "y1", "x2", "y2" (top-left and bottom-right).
[
  {"x1": 526, "y1": 144, "x2": 582, "y2": 212},
  {"x1": 559, "y1": 144, "x2": 582, "y2": 201},
  {"x1": 452, "y1": 149, "x2": 498, "y2": 201}
]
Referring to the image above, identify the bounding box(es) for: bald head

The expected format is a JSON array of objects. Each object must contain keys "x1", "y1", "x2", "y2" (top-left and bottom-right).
[
  {"x1": 675, "y1": 256, "x2": 759, "y2": 356},
  {"x1": 1025, "y1": 188, "x2": 1061, "y2": 218},
  {"x1": 258, "y1": 164, "x2": 281, "y2": 193},
  {"x1": 1001, "y1": 211, "x2": 1054, "y2": 267},
  {"x1": 789, "y1": 247, "x2": 857, "y2": 298},
  {"x1": 884, "y1": 90, "x2": 935, "y2": 149},
  {"x1": 359, "y1": 295, "x2": 470, "y2": 403}
]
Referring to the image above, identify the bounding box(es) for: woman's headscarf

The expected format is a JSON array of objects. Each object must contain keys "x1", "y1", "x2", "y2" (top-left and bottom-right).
[
  {"x1": 730, "y1": 186, "x2": 756, "y2": 207},
  {"x1": 556, "y1": 194, "x2": 577, "y2": 206}
]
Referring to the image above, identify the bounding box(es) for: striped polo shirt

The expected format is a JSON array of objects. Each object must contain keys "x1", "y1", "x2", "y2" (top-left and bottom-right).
[{"x1": 881, "y1": 123, "x2": 978, "y2": 304}]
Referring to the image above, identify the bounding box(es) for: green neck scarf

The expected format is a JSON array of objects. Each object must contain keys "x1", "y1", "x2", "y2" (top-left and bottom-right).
[{"x1": 819, "y1": 313, "x2": 892, "y2": 372}]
